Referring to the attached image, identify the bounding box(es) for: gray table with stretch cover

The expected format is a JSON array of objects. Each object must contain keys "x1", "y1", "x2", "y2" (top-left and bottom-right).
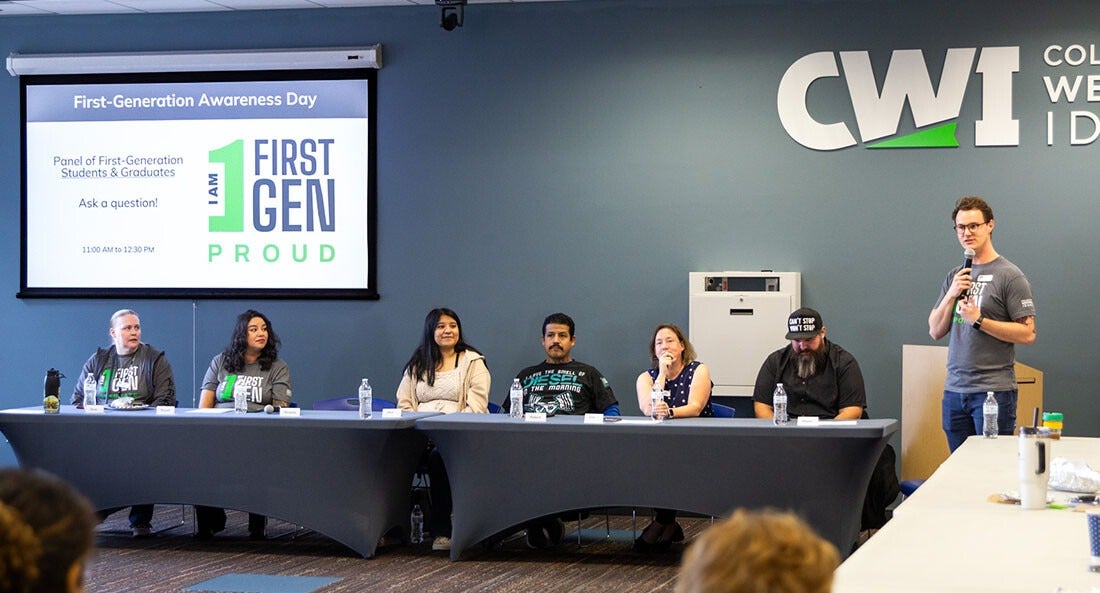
[
  {"x1": 418, "y1": 414, "x2": 897, "y2": 560},
  {"x1": 0, "y1": 406, "x2": 436, "y2": 557}
]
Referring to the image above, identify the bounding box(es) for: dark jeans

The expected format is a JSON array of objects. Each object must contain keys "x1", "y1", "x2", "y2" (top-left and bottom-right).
[
  {"x1": 653, "y1": 509, "x2": 678, "y2": 524},
  {"x1": 942, "y1": 389, "x2": 1017, "y2": 452},
  {"x1": 99, "y1": 504, "x2": 154, "y2": 527},
  {"x1": 425, "y1": 446, "x2": 452, "y2": 538},
  {"x1": 195, "y1": 505, "x2": 266, "y2": 534}
]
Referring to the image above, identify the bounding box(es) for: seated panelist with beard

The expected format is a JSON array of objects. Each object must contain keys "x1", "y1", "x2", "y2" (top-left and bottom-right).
[{"x1": 752, "y1": 308, "x2": 865, "y2": 421}]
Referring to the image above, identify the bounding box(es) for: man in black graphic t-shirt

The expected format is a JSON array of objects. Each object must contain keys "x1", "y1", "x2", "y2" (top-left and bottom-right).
[
  {"x1": 503, "y1": 312, "x2": 618, "y2": 416},
  {"x1": 501, "y1": 312, "x2": 619, "y2": 549}
]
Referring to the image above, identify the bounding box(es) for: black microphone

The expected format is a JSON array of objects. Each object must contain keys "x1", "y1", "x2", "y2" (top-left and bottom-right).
[{"x1": 958, "y1": 248, "x2": 975, "y2": 301}]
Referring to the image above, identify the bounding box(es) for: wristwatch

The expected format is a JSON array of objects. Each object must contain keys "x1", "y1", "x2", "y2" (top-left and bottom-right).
[
  {"x1": 972, "y1": 315, "x2": 984, "y2": 330},
  {"x1": 668, "y1": 407, "x2": 675, "y2": 418}
]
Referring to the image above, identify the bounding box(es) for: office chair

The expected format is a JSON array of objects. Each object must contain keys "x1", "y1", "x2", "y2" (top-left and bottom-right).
[
  {"x1": 312, "y1": 397, "x2": 396, "y2": 411},
  {"x1": 710, "y1": 402, "x2": 736, "y2": 418},
  {"x1": 900, "y1": 479, "x2": 925, "y2": 498}
]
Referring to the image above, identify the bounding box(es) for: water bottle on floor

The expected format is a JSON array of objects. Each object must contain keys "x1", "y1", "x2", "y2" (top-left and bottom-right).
[
  {"x1": 773, "y1": 383, "x2": 789, "y2": 425},
  {"x1": 410, "y1": 504, "x2": 424, "y2": 544},
  {"x1": 982, "y1": 392, "x2": 998, "y2": 438}
]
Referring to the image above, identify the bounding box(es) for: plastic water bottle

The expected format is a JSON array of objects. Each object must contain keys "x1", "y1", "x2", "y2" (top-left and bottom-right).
[
  {"x1": 651, "y1": 382, "x2": 663, "y2": 421},
  {"x1": 509, "y1": 378, "x2": 524, "y2": 419},
  {"x1": 233, "y1": 383, "x2": 248, "y2": 413},
  {"x1": 982, "y1": 391, "x2": 998, "y2": 438},
  {"x1": 82, "y1": 374, "x2": 97, "y2": 408},
  {"x1": 773, "y1": 383, "x2": 789, "y2": 425},
  {"x1": 358, "y1": 378, "x2": 372, "y2": 419},
  {"x1": 410, "y1": 504, "x2": 424, "y2": 544}
]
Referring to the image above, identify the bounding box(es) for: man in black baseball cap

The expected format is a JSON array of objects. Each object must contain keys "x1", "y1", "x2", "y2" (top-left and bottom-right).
[
  {"x1": 753, "y1": 307, "x2": 866, "y2": 420},
  {"x1": 755, "y1": 308, "x2": 898, "y2": 538}
]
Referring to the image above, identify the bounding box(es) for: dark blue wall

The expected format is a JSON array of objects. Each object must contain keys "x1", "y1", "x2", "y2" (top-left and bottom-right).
[{"x1": 1, "y1": 0, "x2": 1094, "y2": 465}]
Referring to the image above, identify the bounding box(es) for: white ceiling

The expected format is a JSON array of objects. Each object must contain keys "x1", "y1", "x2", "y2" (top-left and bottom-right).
[{"x1": 0, "y1": 0, "x2": 573, "y2": 17}]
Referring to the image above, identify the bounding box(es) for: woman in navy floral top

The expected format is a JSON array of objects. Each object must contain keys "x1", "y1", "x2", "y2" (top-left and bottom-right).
[{"x1": 633, "y1": 323, "x2": 713, "y2": 552}]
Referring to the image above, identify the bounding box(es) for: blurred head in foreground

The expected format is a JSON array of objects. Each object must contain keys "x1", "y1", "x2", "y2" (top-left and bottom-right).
[
  {"x1": 0, "y1": 468, "x2": 96, "y2": 593},
  {"x1": 676, "y1": 508, "x2": 839, "y2": 593}
]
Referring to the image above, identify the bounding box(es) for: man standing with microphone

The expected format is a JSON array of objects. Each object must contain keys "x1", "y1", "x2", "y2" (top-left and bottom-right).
[{"x1": 929, "y1": 196, "x2": 1037, "y2": 452}]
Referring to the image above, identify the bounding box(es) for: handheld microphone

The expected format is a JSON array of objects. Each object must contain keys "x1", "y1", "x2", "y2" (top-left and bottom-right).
[
  {"x1": 264, "y1": 404, "x2": 276, "y2": 414},
  {"x1": 958, "y1": 248, "x2": 976, "y2": 301}
]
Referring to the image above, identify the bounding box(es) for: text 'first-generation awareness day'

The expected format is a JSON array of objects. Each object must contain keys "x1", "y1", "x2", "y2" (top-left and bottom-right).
[{"x1": 72, "y1": 91, "x2": 319, "y2": 110}]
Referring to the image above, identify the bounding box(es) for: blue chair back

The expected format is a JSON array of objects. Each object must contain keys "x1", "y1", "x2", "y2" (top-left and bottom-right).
[
  {"x1": 313, "y1": 397, "x2": 396, "y2": 411},
  {"x1": 313, "y1": 397, "x2": 357, "y2": 411},
  {"x1": 373, "y1": 398, "x2": 397, "y2": 411},
  {"x1": 487, "y1": 401, "x2": 502, "y2": 414},
  {"x1": 710, "y1": 402, "x2": 736, "y2": 418}
]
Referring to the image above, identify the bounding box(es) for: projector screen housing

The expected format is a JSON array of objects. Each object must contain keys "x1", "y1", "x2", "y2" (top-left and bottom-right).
[{"x1": 7, "y1": 46, "x2": 381, "y2": 76}]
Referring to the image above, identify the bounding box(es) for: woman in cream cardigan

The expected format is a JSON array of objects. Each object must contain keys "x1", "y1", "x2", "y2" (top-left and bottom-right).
[{"x1": 397, "y1": 307, "x2": 490, "y2": 551}]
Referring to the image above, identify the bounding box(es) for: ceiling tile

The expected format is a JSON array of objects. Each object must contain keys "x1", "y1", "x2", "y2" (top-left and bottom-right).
[
  {"x1": 107, "y1": 0, "x2": 233, "y2": 12},
  {"x1": 10, "y1": 0, "x2": 138, "y2": 13}
]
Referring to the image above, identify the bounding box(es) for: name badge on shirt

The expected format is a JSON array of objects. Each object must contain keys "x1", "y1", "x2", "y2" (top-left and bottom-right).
[{"x1": 976, "y1": 274, "x2": 993, "y2": 282}]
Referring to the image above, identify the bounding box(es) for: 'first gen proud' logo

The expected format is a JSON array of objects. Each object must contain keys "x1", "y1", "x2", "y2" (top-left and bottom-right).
[
  {"x1": 206, "y1": 138, "x2": 338, "y2": 264},
  {"x1": 777, "y1": 47, "x2": 1020, "y2": 150}
]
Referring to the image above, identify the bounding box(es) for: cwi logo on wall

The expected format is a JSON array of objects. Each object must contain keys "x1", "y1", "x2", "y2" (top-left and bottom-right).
[{"x1": 777, "y1": 47, "x2": 1019, "y2": 150}]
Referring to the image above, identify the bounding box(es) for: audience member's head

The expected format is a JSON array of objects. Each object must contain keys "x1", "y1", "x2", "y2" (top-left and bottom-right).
[
  {"x1": 676, "y1": 508, "x2": 839, "y2": 593},
  {"x1": 0, "y1": 468, "x2": 96, "y2": 593}
]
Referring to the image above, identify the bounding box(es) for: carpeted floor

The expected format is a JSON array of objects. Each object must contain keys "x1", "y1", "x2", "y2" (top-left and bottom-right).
[{"x1": 87, "y1": 507, "x2": 705, "y2": 593}]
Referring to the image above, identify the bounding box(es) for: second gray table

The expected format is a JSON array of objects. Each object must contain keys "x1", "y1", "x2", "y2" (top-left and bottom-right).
[{"x1": 418, "y1": 414, "x2": 897, "y2": 559}]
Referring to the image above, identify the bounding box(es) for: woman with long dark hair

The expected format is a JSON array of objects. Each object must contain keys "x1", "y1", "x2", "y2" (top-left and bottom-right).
[
  {"x1": 195, "y1": 309, "x2": 292, "y2": 540},
  {"x1": 397, "y1": 308, "x2": 490, "y2": 551}
]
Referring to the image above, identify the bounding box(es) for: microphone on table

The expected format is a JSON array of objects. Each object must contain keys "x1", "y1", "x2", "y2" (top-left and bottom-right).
[
  {"x1": 264, "y1": 404, "x2": 279, "y2": 414},
  {"x1": 958, "y1": 248, "x2": 975, "y2": 301}
]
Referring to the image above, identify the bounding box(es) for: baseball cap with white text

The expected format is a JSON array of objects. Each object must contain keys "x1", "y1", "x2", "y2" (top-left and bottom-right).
[{"x1": 785, "y1": 307, "x2": 823, "y2": 340}]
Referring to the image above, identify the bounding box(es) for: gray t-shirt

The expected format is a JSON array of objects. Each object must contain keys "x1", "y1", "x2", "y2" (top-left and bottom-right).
[
  {"x1": 936, "y1": 255, "x2": 1036, "y2": 392},
  {"x1": 202, "y1": 353, "x2": 292, "y2": 408}
]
